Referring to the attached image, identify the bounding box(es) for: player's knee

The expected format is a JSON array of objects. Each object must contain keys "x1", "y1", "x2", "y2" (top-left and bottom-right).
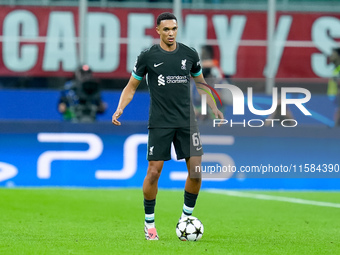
[
  {"x1": 189, "y1": 176, "x2": 201, "y2": 184},
  {"x1": 147, "y1": 167, "x2": 161, "y2": 184}
]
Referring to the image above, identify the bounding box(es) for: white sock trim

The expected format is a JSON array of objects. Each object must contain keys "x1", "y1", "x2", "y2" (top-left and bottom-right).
[
  {"x1": 183, "y1": 204, "x2": 194, "y2": 215},
  {"x1": 145, "y1": 213, "x2": 155, "y2": 221}
]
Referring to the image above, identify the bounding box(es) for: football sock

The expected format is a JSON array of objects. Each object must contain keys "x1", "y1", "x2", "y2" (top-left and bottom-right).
[
  {"x1": 144, "y1": 198, "x2": 156, "y2": 228},
  {"x1": 181, "y1": 190, "x2": 198, "y2": 218}
]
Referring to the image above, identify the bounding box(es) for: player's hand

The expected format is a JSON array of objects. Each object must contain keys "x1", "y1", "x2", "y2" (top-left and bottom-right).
[
  {"x1": 213, "y1": 108, "x2": 224, "y2": 127},
  {"x1": 213, "y1": 108, "x2": 224, "y2": 119},
  {"x1": 112, "y1": 108, "x2": 123, "y2": 126}
]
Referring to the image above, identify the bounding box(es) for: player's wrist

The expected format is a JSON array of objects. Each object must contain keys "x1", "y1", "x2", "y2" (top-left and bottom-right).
[{"x1": 115, "y1": 108, "x2": 123, "y2": 116}]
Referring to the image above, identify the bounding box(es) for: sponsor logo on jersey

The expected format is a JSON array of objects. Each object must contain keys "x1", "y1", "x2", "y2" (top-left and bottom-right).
[
  {"x1": 158, "y1": 75, "x2": 165, "y2": 86},
  {"x1": 166, "y1": 75, "x2": 188, "y2": 84},
  {"x1": 181, "y1": 59, "x2": 187, "y2": 70},
  {"x1": 158, "y1": 75, "x2": 188, "y2": 86}
]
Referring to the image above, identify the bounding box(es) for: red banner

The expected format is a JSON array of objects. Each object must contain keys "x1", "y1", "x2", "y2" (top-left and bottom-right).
[{"x1": 0, "y1": 6, "x2": 339, "y2": 78}]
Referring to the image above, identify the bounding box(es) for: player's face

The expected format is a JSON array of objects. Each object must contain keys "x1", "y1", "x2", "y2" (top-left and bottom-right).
[{"x1": 156, "y1": 19, "x2": 178, "y2": 47}]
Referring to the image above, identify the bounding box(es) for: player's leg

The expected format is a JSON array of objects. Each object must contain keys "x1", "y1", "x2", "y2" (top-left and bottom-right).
[
  {"x1": 185, "y1": 156, "x2": 202, "y2": 194},
  {"x1": 181, "y1": 156, "x2": 202, "y2": 218},
  {"x1": 173, "y1": 127, "x2": 203, "y2": 219},
  {"x1": 143, "y1": 160, "x2": 164, "y2": 200},
  {"x1": 143, "y1": 160, "x2": 163, "y2": 240},
  {"x1": 143, "y1": 160, "x2": 163, "y2": 226},
  {"x1": 144, "y1": 128, "x2": 174, "y2": 240}
]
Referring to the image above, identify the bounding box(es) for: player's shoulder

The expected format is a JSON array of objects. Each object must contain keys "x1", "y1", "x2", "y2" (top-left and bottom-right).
[
  {"x1": 178, "y1": 42, "x2": 199, "y2": 55},
  {"x1": 138, "y1": 45, "x2": 158, "y2": 56}
]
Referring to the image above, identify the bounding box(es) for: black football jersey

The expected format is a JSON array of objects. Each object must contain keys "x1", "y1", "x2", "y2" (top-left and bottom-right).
[{"x1": 132, "y1": 43, "x2": 202, "y2": 128}]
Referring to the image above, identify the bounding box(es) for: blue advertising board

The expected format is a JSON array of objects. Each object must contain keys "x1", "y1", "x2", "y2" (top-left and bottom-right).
[
  {"x1": 0, "y1": 89, "x2": 337, "y2": 126},
  {"x1": 0, "y1": 121, "x2": 339, "y2": 190}
]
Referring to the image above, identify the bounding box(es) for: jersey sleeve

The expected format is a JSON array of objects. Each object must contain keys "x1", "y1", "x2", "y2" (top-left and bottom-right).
[
  {"x1": 190, "y1": 47, "x2": 202, "y2": 77},
  {"x1": 132, "y1": 50, "x2": 148, "y2": 81}
]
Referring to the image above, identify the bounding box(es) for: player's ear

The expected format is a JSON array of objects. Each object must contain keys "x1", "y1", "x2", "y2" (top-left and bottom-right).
[{"x1": 156, "y1": 26, "x2": 160, "y2": 35}]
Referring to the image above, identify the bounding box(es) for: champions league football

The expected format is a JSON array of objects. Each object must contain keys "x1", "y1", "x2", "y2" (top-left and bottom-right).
[{"x1": 176, "y1": 216, "x2": 204, "y2": 241}]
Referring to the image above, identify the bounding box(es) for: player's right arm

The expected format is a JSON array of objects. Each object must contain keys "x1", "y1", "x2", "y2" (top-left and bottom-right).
[
  {"x1": 112, "y1": 76, "x2": 141, "y2": 126},
  {"x1": 113, "y1": 48, "x2": 147, "y2": 125}
]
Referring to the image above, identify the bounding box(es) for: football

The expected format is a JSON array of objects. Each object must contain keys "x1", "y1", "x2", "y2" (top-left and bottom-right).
[{"x1": 176, "y1": 216, "x2": 204, "y2": 241}]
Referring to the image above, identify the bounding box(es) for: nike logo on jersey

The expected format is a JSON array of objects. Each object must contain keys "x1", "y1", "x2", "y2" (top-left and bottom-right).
[
  {"x1": 154, "y1": 62, "x2": 164, "y2": 67},
  {"x1": 196, "y1": 147, "x2": 202, "y2": 151}
]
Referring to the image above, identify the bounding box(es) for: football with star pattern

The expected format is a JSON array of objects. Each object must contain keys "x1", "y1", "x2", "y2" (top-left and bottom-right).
[{"x1": 176, "y1": 216, "x2": 204, "y2": 241}]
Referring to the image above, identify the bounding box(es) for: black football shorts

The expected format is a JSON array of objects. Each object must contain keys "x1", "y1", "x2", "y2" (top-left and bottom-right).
[{"x1": 147, "y1": 126, "x2": 203, "y2": 161}]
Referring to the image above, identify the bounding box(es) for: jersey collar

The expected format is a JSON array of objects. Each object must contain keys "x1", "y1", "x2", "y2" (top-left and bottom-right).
[{"x1": 157, "y1": 42, "x2": 180, "y2": 54}]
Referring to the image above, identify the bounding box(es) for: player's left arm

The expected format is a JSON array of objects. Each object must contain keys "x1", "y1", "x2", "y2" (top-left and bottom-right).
[{"x1": 193, "y1": 73, "x2": 224, "y2": 119}]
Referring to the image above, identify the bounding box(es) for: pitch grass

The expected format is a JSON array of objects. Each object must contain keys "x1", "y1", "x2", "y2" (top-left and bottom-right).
[{"x1": 0, "y1": 189, "x2": 339, "y2": 255}]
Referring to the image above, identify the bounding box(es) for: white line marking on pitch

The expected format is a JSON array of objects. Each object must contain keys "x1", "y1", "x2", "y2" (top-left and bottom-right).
[{"x1": 206, "y1": 189, "x2": 340, "y2": 208}]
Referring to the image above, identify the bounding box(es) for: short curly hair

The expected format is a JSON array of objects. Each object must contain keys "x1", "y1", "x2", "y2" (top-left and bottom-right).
[{"x1": 156, "y1": 12, "x2": 177, "y2": 26}]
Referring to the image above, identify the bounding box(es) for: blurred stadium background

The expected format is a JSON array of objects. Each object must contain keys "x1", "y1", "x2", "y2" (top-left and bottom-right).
[{"x1": 0, "y1": 0, "x2": 340, "y2": 190}]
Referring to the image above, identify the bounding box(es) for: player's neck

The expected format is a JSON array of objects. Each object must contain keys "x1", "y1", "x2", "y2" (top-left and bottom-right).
[{"x1": 159, "y1": 41, "x2": 177, "y2": 52}]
